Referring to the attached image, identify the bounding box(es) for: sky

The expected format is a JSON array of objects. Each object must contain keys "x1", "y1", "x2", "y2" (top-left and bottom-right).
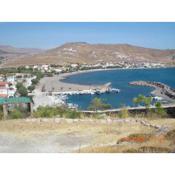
[{"x1": 0, "y1": 22, "x2": 175, "y2": 49}]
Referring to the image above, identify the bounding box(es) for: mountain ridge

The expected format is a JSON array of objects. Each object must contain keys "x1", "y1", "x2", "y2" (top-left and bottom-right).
[{"x1": 1, "y1": 42, "x2": 175, "y2": 67}]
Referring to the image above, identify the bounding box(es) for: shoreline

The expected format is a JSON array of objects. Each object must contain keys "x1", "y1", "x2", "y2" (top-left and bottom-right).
[
  {"x1": 60, "y1": 66, "x2": 175, "y2": 81},
  {"x1": 36, "y1": 66, "x2": 175, "y2": 95}
]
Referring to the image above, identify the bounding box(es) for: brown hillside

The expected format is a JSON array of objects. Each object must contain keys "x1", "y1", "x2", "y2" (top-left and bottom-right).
[{"x1": 2, "y1": 42, "x2": 175, "y2": 67}]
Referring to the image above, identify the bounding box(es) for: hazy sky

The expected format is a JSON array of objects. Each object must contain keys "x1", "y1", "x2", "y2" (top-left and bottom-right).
[{"x1": 0, "y1": 22, "x2": 175, "y2": 49}]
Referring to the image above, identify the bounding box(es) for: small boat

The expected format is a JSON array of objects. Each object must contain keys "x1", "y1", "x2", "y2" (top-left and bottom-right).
[
  {"x1": 153, "y1": 96, "x2": 163, "y2": 101},
  {"x1": 95, "y1": 90, "x2": 101, "y2": 95},
  {"x1": 109, "y1": 88, "x2": 120, "y2": 93},
  {"x1": 67, "y1": 103, "x2": 78, "y2": 109}
]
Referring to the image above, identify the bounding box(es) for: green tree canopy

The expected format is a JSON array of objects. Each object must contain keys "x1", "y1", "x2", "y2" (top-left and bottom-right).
[
  {"x1": 88, "y1": 97, "x2": 111, "y2": 111},
  {"x1": 16, "y1": 83, "x2": 28, "y2": 96}
]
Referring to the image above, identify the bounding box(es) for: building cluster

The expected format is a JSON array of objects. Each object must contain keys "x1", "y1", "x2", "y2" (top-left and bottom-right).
[
  {"x1": 25, "y1": 61, "x2": 166, "y2": 74},
  {"x1": 0, "y1": 73, "x2": 36, "y2": 98}
]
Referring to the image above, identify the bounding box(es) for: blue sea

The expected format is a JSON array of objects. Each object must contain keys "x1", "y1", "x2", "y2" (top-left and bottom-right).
[{"x1": 62, "y1": 68, "x2": 175, "y2": 109}]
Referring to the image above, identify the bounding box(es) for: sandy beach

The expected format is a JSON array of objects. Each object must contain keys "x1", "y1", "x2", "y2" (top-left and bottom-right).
[{"x1": 37, "y1": 69, "x2": 110, "y2": 92}]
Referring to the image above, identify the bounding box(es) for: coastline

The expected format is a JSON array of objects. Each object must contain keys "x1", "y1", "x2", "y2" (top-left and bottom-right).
[
  {"x1": 37, "y1": 66, "x2": 175, "y2": 95},
  {"x1": 60, "y1": 66, "x2": 175, "y2": 82},
  {"x1": 37, "y1": 71, "x2": 104, "y2": 93}
]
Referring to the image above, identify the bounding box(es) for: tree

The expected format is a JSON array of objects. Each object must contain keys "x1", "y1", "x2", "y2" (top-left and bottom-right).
[
  {"x1": 28, "y1": 85, "x2": 35, "y2": 92},
  {"x1": 133, "y1": 94, "x2": 152, "y2": 113},
  {"x1": 16, "y1": 83, "x2": 28, "y2": 96},
  {"x1": 143, "y1": 96, "x2": 152, "y2": 111},
  {"x1": 88, "y1": 97, "x2": 111, "y2": 111},
  {"x1": 155, "y1": 102, "x2": 166, "y2": 117},
  {"x1": 31, "y1": 78, "x2": 39, "y2": 85},
  {"x1": 133, "y1": 94, "x2": 145, "y2": 106}
]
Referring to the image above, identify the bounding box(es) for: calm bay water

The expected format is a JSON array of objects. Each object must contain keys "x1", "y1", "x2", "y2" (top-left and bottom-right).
[{"x1": 62, "y1": 68, "x2": 175, "y2": 109}]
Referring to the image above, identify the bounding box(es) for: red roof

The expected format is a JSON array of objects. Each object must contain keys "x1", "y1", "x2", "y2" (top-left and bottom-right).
[
  {"x1": 0, "y1": 94, "x2": 8, "y2": 98},
  {"x1": 0, "y1": 82, "x2": 8, "y2": 86}
]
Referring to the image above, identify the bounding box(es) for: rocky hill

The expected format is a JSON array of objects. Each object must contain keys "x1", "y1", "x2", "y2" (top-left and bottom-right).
[
  {"x1": 2, "y1": 42, "x2": 175, "y2": 67},
  {"x1": 0, "y1": 45, "x2": 43, "y2": 64}
]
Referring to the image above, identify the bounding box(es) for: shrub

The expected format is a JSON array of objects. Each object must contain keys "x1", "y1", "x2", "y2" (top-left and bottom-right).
[
  {"x1": 132, "y1": 94, "x2": 152, "y2": 113},
  {"x1": 65, "y1": 110, "x2": 80, "y2": 119},
  {"x1": 118, "y1": 107, "x2": 129, "y2": 118},
  {"x1": 28, "y1": 85, "x2": 35, "y2": 92},
  {"x1": 123, "y1": 146, "x2": 171, "y2": 153},
  {"x1": 31, "y1": 78, "x2": 39, "y2": 85},
  {"x1": 88, "y1": 97, "x2": 111, "y2": 111},
  {"x1": 0, "y1": 111, "x2": 3, "y2": 120},
  {"x1": 33, "y1": 106, "x2": 59, "y2": 118},
  {"x1": 165, "y1": 129, "x2": 175, "y2": 141},
  {"x1": 0, "y1": 105, "x2": 3, "y2": 120},
  {"x1": 9, "y1": 108, "x2": 23, "y2": 119},
  {"x1": 155, "y1": 102, "x2": 167, "y2": 117},
  {"x1": 33, "y1": 106, "x2": 81, "y2": 118}
]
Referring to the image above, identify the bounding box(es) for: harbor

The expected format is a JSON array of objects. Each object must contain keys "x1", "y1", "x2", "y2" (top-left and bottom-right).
[
  {"x1": 33, "y1": 72, "x2": 120, "y2": 109},
  {"x1": 32, "y1": 68, "x2": 175, "y2": 110}
]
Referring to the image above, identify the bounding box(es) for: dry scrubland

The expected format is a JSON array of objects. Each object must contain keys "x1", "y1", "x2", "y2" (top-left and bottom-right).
[{"x1": 0, "y1": 117, "x2": 175, "y2": 153}]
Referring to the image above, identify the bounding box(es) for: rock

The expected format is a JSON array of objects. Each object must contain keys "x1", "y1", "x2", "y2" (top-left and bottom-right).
[
  {"x1": 65, "y1": 119, "x2": 74, "y2": 124},
  {"x1": 73, "y1": 119, "x2": 79, "y2": 123},
  {"x1": 41, "y1": 118, "x2": 50, "y2": 122},
  {"x1": 54, "y1": 118, "x2": 61, "y2": 123},
  {"x1": 106, "y1": 118, "x2": 112, "y2": 124}
]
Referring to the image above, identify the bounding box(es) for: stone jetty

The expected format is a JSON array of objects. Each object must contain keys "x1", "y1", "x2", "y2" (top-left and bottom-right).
[{"x1": 129, "y1": 80, "x2": 175, "y2": 99}]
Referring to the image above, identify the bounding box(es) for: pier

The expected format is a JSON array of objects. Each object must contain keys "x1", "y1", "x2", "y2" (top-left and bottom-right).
[{"x1": 43, "y1": 82, "x2": 120, "y2": 95}]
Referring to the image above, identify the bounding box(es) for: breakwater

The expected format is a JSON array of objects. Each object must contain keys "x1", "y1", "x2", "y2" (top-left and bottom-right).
[{"x1": 129, "y1": 81, "x2": 175, "y2": 99}]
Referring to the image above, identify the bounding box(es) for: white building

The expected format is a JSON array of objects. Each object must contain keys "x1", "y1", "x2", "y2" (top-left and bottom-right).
[
  {"x1": 0, "y1": 82, "x2": 16, "y2": 98},
  {"x1": 6, "y1": 75, "x2": 15, "y2": 84}
]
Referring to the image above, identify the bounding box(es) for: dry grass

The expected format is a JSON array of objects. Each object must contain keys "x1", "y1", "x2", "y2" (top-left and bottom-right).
[{"x1": 0, "y1": 118, "x2": 175, "y2": 152}]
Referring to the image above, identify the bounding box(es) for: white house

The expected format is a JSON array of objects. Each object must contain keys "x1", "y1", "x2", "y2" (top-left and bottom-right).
[
  {"x1": 0, "y1": 81, "x2": 16, "y2": 98},
  {"x1": 6, "y1": 75, "x2": 15, "y2": 84}
]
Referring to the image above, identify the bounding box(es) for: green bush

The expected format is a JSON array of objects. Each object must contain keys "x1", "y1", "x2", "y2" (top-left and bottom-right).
[
  {"x1": 34, "y1": 106, "x2": 59, "y2": 118},
  {"x1": 28, "y1": 85, "x2": 35, "y2": 92},
  {"x1": 9, "y1": 109, "x2": 23, "y2": 119},
  {"x1": 118, "y1": 107, "x2": 129, "y2": 118},
  {"x1": 33, "y1": 106, "x2": 81, "y2": 119},
  {"x1": 155, "y1": 102, "x2": 167, "y2": 117},
  {"x1": 65, "y1": 110, "x2": 80, "y2": 119},
  {"x1": 0, "y1": 111, "x2": 3, "y2": 120},
  {"x1": 88, "y1": 97, "x2": 111, "y2": 111},
  {"x1": 31, "y1": 78, "x2": 39, "y2": 85}
]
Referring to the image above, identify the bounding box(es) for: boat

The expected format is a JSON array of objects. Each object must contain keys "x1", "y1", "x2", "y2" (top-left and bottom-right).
[
  {"x1": 67, "y1": 103, "x2": 78, "y2": 109},
  {"x1": 109, "y1": 88, "x2": 120, "y2": 93}
]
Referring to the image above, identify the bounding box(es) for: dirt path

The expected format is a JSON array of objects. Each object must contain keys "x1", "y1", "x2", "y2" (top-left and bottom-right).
[{"x1": 0, "y1": 132, "x2": 92, "y2": 153}]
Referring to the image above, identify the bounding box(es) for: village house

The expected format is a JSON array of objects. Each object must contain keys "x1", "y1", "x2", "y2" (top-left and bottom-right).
[{"x1": 0, "y1": 81, "x2": 16, "y2": 98}]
